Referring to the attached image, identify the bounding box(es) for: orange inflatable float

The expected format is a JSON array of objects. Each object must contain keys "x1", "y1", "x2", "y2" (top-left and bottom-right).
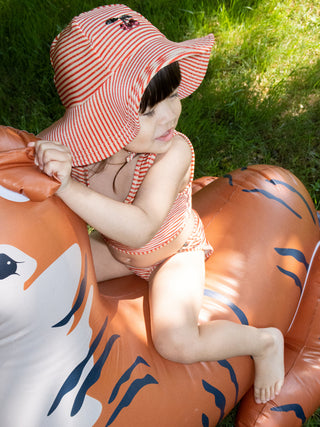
[{"x1": 0, "y1": 125, "x2": 319, "y2": 426}]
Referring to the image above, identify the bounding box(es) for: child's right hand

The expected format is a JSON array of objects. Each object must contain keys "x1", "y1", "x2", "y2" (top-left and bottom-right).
[{"x1": 28, "y1": 140, "x2": 72, "y2": 192}]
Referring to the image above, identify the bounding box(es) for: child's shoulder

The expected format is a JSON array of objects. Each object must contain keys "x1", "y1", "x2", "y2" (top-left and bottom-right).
[
  {"x1": 171, "y1": 131, "x2": 193, "y2": 161},
  {"x1": 174, "y1": 131, "x2": 193, "y2": 146}
]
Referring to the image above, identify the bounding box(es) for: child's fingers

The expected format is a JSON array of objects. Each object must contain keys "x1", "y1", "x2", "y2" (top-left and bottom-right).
[
  {"x1": 26, "y1": 141, "x2": 72, "y2": 191},
  {"x1": 42, "y1": 159, "x2": 70, "y2": 179},
  {"x1": 41, "y1": 146, "x2": 72, "y2": 165},
  {"x1": 28, "y1": 140, "x2": 69, "y2": 156},
  {"x1": 28, "y1": 140, "x2": 62, "y2": 151},
  {"x1": 39, "y1": 154, "x2": 72, "y2": 192},
  {"x1": 40, "y1": 152, "x2": 72, "y2": 181},
  {"x1": 31, "y1": 141, "x2": 71, "y2": 171},
  {"x1": 33, "y1": 140, "x2": 70, "y2": 157}
]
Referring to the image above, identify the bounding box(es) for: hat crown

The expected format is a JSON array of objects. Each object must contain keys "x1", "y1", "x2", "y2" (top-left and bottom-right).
[{"x1": 50, "y1": 4, "x2": 163, "y2": 108}]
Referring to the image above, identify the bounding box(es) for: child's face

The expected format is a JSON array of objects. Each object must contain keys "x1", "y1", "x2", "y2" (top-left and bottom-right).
[{"x1": 125, "y1": 91, "x2": 182, "y2": 155}]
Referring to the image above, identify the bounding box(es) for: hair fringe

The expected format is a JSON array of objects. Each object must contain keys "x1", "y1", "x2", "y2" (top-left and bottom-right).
[{"x1": 139, "y1": 62, "x2": 181, "y2": 114}]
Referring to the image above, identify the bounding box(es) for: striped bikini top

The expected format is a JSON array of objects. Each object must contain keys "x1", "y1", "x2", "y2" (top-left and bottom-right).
[{"x1": 107, "y1": 132, "x2": 195, "y2": 256}]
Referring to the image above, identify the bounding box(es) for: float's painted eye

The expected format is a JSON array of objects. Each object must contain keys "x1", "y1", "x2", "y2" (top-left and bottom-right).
[
  {"x1": 0, "y1": 253, "x2": 19, "y2": 279},
  {"x1": 0, "y1": 185, "x2": 29, "y2": 202}
]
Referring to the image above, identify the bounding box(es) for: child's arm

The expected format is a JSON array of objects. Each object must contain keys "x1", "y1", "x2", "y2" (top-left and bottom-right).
[{"x1": 30, "y1": 136, "x2": 191, "y2": 248}]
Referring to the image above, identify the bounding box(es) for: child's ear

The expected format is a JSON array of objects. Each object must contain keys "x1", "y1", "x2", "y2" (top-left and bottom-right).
[{"x1": 0, "y1": 126, "x2": 60, "y2": 201}]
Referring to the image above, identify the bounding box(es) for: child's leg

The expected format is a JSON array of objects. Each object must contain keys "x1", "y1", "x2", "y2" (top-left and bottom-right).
[
  {"x1": 149, "y1": 251, "x2": 284, "y2": 404},
  {"x1": 90, "y1": 231, "x2": 133, "y2": 281}
]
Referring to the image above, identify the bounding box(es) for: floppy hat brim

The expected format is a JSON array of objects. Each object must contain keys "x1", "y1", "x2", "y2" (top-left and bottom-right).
[{"x1": 40, "y1": 33, "x2": 214, "y2": 167}]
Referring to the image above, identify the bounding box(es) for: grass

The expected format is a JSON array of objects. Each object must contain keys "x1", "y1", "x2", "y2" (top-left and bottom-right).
[
  {"x1": 0, "y1": 0, "x2": 319, "y2": 204},
  {"x1": 1, "y1": 0, "x2": 320, "y2": 424}
]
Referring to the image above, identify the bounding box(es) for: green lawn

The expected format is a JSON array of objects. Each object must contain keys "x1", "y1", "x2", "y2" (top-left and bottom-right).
[
  {"x1": 1, "y1": 0, "x2": 319, "y2": 205},
  {"x1": 1, "y1": 0, "x2": 320, "y2": 424}
]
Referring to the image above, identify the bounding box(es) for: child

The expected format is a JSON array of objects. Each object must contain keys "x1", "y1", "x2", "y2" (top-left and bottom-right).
[{"x1": 31, "y1": 4, "x2": 284, "y2": 404}]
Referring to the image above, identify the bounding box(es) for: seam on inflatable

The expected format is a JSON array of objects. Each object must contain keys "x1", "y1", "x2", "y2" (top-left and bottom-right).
[
  {"x1": 286, "y1": 240, "x2": 320, "y2": 332},
  {"x1": 201, "y1": 183, "x2": 241, "y2": 230}
]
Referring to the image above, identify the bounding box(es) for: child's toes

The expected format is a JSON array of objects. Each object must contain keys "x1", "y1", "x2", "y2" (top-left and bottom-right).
[
  {"x1": 254, "y1": 389, "x2": 261, "y2": 404},
  {"x1": 275, "y1": 379, "x2": 284, "y2": 396},
  {"x1": 268, "y1": 386, "x2": 277, "y2": 402},
  {"x1": 255, "y1": 387, "x2": 264, "y2": 404},
  {"x1": 263, "y1": 388, "x2": 270, "y2": 403}
]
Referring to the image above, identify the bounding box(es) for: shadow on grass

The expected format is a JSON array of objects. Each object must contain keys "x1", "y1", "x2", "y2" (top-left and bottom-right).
[{"x1": 180, "y1": 56, "x2": 320, "y2": 204}]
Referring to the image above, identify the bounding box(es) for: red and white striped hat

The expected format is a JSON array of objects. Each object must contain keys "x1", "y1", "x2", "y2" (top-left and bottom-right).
[{"x1": 40, "y1": 4, "x2": 214, "y2": 168}]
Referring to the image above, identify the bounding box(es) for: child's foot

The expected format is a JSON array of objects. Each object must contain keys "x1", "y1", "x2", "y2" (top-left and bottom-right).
[{"x1": 253, "y1": 327, "x2": 284, "y2": 404}]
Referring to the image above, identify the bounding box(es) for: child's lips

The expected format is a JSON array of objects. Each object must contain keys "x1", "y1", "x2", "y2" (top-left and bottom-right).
[{"x1": 157, "y1": 129, "x2": 174, "y2": 142}]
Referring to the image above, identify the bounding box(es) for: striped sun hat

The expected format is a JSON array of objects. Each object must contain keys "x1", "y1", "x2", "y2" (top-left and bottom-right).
[{"x1": 39, "y1": 4, "x2": 214, "y2": 173}]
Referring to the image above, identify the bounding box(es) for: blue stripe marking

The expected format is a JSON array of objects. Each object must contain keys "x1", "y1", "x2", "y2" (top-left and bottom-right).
[
  {"x1": 267, "y1": 179, "x2": 316, "y2": 225},
  {"x1": 218, "y1": 360, "x2": 239, "y2": 405},
  {"x1": 276, "y1": 266, "x2": 302, "y2": 293},
  {"x1": 271, "y1": 404, "x2": 306, "y2": 423},
  {"x1": 202, "y1": 380, "x2": 225, "y2": 424},
  {"x1": 48, "y1": 316, "x2": 109, "y2": 415},
  {"x1": 53, "y1": 256, "x2": 88, "y2": 328},
  {"x1": 106, "y1": 374, "x2": 158, "y2": 426},
  {"x1": 223, "y1": 174, "x2": 233, "y2": 186},
  {"x1": 71, "y1": 334, "x2": 120, "y2": 416},
  {"x1": 109, "y1": 356, "x2": 150, "y2": 403},
  {"x1": 204, "y1": 289, "x2": 249, "y2": 325},
  {"x1": 242, "y1": 188, "x2": 302, "y2": 219},
  {"x1": 275, "y1": 247, "x2": 309, "y2": 271},
  {"x1": 202, "y1": 413, "x2": 209, "y2": 427}
]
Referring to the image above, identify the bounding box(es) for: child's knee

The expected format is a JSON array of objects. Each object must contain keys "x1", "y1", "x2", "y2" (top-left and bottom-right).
[{"x1": 152, "y1": 328, "x2": 195, "y2": 364}]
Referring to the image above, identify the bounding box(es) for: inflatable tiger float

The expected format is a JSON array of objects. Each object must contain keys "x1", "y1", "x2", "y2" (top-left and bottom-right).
[{"x1": 0, "y1": 125, "x2": 319, "y2": 426}]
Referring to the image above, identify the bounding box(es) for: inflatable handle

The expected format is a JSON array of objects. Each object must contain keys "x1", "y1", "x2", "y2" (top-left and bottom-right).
[{"x1": 0, "y1": 126, "x2": 60, "y2": 201}]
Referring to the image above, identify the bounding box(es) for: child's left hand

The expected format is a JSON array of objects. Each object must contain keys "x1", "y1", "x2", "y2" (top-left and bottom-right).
[{"x1": 28, "y1": 140, "x2": 72, "y2": 192}]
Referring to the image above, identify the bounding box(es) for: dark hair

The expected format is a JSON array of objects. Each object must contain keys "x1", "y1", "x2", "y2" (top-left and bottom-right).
[{"x1": 139, "y1": 61, "x2": 181, "y2": 114}]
